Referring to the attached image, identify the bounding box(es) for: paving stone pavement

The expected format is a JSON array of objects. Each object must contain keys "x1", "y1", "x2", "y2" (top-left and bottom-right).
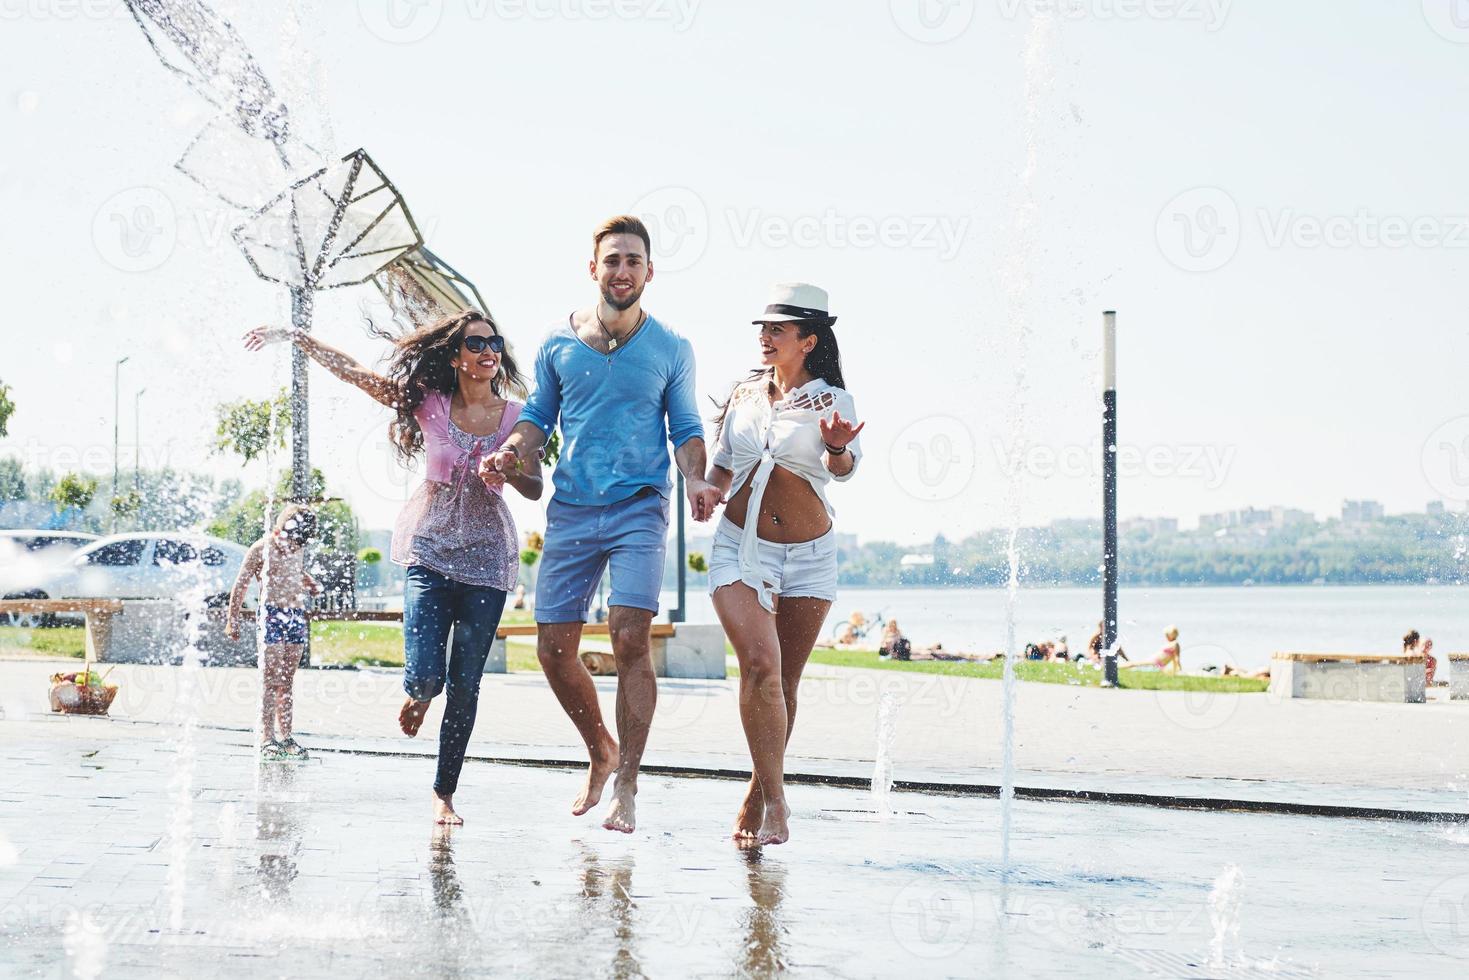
[
  {"x1": 4, "y1": 718, "x2": 1468, "y2": 978},
  {"x1": 2, "y1": 657, "x2": 1466, "y2": 813}
]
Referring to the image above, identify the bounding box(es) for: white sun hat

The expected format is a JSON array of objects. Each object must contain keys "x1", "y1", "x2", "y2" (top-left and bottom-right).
[{"x1": 752, "y1": 282, "x2": 836, "y2": 324}]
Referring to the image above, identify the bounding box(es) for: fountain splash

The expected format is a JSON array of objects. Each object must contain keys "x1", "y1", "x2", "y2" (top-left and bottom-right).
[
  {"x1": 998, "y1": 8, "x2": 1059, "y2": 873},
  {"x1": 872, "y1": 687, "x2": 901, "y2": 818},
  {"x1": 1208, "y1": 864, "x2": 1245, "y2": 969}
]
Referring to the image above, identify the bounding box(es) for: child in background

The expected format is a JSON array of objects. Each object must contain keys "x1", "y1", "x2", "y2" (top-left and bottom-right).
[{"x1": 227, "y1": 504, "x2": 321, "y2": 762}]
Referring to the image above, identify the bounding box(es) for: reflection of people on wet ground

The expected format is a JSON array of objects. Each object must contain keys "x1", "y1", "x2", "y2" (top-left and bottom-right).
[
  {"x1": 226, "y1": 504, "x2": 321, "y2": 763},
  {"x1": 740, "y1": 850, "x2": 788, "y2": 975},
  {"x1": 577, "y1": 846, "x2": 641, "y2": 975},
  {"x1": 707, "y1": 282, "x2": 864, "y2": 847},
  {"x1": 1404, "y1": 629, "x2": 1437, "y2": 686},
  {"x1": 879, "y1": 620, "x2": 911, "y2": 661},
  {"x1": 428, "y1": 828, "x2": 468, "y2": 921},
  {"x1": 245, "y1": 308, "x2": 540, "y2": 826},
  {"x1": 1122, "y1": 625, "x2": 1181, "y2": 673},
  {"x1": 480, "y1": 216, "x2": 721, "y2": 835},
  {"x1": 252, "y1": 764, "x2": 302, "y2": 903}
]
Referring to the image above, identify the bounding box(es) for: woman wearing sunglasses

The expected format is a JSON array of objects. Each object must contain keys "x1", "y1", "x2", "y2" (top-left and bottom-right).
[{"x1": 243, "y1": 310, "x2": 541, "y2": 825}]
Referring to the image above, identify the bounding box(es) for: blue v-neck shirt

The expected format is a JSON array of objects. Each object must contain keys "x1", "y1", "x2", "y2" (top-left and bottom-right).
[{"x1": 520, "y1": 315, "x2": 705, "y2": 506}]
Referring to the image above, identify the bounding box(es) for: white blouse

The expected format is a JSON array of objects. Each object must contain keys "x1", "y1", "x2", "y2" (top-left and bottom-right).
[{"x1": 712, "y1": 376, "x2": 862, "y2": 611}]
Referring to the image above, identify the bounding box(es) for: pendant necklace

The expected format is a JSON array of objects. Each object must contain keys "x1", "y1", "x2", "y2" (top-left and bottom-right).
[{"x1": 596, "y1": 310, "x2": 645, "y2": 352}]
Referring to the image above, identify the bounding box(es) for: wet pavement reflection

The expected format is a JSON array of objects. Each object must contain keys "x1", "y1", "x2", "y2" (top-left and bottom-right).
[{"x1": 3, "y1": 718, "x2": 1465, "y2": 977}]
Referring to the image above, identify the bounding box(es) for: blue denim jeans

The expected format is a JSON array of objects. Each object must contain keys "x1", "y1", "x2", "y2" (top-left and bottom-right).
[{"x1": 402, "y1": 564, "x2": 508, "y2": 795}]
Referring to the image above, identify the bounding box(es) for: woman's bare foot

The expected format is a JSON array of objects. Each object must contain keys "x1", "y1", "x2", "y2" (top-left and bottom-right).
[
  {"x1": 433, "y1": 791, "x2": 463, "y2": 825},
  {"x1": 602, "y1": 778, "x2": 637, "y2": 834},
  {"x1": 399, "y1": 697, "x2": 431, "y2": 737},
  {"x1": 572, "y1": 736, "x2": 619, "y2": 816},
  {"x1": 756, "y1": 799, "x2": 791, "y2": 846},
  {"x1": 732, "y1": 778, "x2": 764, "y2": 840}
]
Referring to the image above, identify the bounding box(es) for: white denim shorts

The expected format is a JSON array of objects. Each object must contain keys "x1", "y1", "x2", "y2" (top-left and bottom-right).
[{"x1": 707, "y1": 517, "x2": 838, "y2": 605}]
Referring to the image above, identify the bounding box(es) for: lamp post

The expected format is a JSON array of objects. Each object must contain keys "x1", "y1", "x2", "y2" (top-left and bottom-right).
[
  {"x1": 1101, "y1": 311, "x2": 1119, "y2": 687},
  {"x1": 670, "y1": 470, "x2": 687, "y2": 623},
  {"x1": 112, "y1": 355, "x2": 130, "y2": 529},
  {"x1": 133, "y1": 388, "x2": 147, "y2": 491}
]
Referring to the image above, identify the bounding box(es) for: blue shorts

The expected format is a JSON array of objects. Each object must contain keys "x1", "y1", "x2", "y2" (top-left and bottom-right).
[
  {"x1": 535, "y1": 488, "x2": 669, "y2": 623},
  {"x1": 263, "y1": 605, "x2": 309, "y2": 645}
]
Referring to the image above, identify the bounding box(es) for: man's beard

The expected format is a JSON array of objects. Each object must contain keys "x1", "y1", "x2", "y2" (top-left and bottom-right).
[{"x1": 601, "y1": 281, "x2": 644, "y2": 312}]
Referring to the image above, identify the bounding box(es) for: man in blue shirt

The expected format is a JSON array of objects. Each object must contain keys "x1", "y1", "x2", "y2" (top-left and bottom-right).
[{"x1": 482, "y1": 215, "x2": 721, "y2": 834}]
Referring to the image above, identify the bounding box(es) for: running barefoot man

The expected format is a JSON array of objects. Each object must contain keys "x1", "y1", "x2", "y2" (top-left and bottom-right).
[{"x1": 482, "y1": 215, "x2": 721, "y2": 833}]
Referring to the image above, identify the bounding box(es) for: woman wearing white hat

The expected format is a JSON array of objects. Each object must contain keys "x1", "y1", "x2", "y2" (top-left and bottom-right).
[{"x1": 706, "y1": 282, "x2": 865, "y2": 845}]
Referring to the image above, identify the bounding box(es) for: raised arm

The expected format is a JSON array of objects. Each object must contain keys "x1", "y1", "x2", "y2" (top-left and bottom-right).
[{"x1": 243, "y1": 326, "x2": 400, "y2": 408}]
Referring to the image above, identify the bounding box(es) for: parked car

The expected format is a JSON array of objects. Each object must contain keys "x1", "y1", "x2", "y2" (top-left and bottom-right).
[
  {"x1": 1, "y1": 533, "x2": 251, "y2": 620},
  {"x1": 0, "y1": 530, "x2": 101, "y2": 625},
  {"x1": 0, "y1": 530, "x2": 99, "y2": 566}
]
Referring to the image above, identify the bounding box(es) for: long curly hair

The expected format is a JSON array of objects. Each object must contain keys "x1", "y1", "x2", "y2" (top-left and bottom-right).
[{"x1": 381, "y1": 308, "x2": 527, "y2": 464}]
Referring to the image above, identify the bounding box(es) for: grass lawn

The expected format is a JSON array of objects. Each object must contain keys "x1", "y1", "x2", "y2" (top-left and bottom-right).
[
  {"x1": 0, "y1": 625, "x2": 85, "y2": 658},
  {"x1": 805, "y1": 647, "x2": 1271, "y2": 693},
  {"x1": 308, "y1": 621, "x2": 542, "y2": 673},
  {"x1": 0, "y1": 621, "x2": 1268, "y2": 694}
]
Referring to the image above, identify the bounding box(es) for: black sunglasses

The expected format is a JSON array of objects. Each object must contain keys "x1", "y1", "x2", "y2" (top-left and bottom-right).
[{"x1": 462, "y1": 334, "x2": 505, "y2": 354}]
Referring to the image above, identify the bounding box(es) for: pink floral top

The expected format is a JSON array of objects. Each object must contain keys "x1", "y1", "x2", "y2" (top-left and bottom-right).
[{"x1": 390, "y1": 396, "x2": 521, "y2": 591}]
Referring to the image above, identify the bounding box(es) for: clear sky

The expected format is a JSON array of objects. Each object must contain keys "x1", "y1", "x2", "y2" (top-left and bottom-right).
[{"x1": 3, "y1": 0, "x2": 1467, "y2": 545}]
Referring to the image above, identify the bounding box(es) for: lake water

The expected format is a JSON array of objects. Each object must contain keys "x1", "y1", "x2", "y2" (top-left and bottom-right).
[{"x1": 660, "y1": 584, "x2": 1467, "y2": 672}]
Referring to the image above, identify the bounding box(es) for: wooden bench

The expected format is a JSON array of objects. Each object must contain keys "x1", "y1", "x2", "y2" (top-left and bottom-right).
[
  {"x1": 1271, "y1": 652, "x2": 1429, "y2": 703},
  {"x1": 309, "y1": 613, "x2": 721, "y2": 677},
  {"x1": 0, "y1": 599, "x2": 123, "y2": 661}
]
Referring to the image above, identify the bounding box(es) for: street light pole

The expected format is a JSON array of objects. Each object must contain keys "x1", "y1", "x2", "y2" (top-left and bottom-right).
[
  {"x1": 134, "y1": 388, "x2": 146, "y2": 492},
  {"x1": 1101, "y1": 311, "x2": 1119, "y2": 688},
  {"x1": 112, "y1": 355, "x2": 129, "y2": 530}
]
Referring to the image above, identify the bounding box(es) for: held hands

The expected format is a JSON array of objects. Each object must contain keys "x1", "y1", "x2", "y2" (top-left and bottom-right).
[
  {"x1": 687, "y1": 477, "x2": 724, "y2": 523},
  {"x1": 479, "y1": 449, "x2": 519, "y2": 491},
  {"x1": 242, "y1": 325, "x2": 293, "y2": 351},
  {"x1": 820, "y1": 411, "x2": 865, "y2": 451}
]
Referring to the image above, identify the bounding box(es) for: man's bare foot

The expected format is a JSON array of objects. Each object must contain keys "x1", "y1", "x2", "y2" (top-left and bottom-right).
[
  {"x1": 572, "y1": 736, "x2": 619, "y2": 817},
  {"x1": 433, "y1": 791, "x2": 463, "y2": 826},
  {"x1": 756, "y1": 799, "x2": 791, "y2": 846},
  {"x1": 732, "y1": 778, "x2": 764, "y2": 840},
  {"x1": 399, "y1": 697, "x2": 430, "y2": 737},
  {"x1": 602, "y1": 779, "x2": 637, "y2": 834}
]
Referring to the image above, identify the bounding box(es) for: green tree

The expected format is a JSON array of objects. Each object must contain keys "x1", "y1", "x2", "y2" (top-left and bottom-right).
[
  {"x1": 0, "y1": 380, "x2": 14, "y2": 438},
  {"x1": 206, "y1": 468, "x2": 357, "y2": 553},
  {"x1": 687, "y1": 551, "x2": 708, "y2": 574},
  {"x1": 212, "y1": 388, "x2": 292, "y2": 464},
  {"x1": 49, "y1": 473, "x2": 97, "y2": 513},
  {"x1": 110, "y1": 489, "x2": 143, "y2": 525},
  {"x1": 0, "y1": 457, "x2": 24, "y2": 502}
]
